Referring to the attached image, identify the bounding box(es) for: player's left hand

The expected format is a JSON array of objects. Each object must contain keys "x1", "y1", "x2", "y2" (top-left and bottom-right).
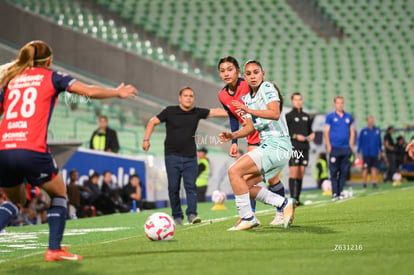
[
  {"x1": 117, "y1": 83, "x2": 138, "y2": 98},
  {"x1": 219, "y1": 132, "x2": 233, "y2": 143}
]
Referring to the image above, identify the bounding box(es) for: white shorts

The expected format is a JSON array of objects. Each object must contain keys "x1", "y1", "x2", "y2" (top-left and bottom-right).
[{"x1": 246, "y1": 137, "x2": 292, "y2": 181}]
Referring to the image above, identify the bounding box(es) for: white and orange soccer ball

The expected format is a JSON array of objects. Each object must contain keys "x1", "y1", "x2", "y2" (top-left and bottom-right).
[
  {"x1": 144, "y1": 212, "x2": 176, "y2": 241},
  {"x1": 211, "y1": 190, "x2": 226, "y2": 204}
]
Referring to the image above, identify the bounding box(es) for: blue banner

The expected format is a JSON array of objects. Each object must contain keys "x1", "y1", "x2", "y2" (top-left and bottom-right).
[{"x1": 61, "y1": 148, "x2": 146, "y2": 199}]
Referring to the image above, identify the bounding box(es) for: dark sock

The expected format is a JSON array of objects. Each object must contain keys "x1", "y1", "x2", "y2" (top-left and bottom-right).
[
  {"x1": 280, "y1": 198, "x2": 288, "y2": 209},
  {"x1": 0, "y1": 201, "x2": 18, "y2": 230},
  {"x1": 269, "y1": 181, "x2": 285, "y2": 211},
  {"x1": 250, "y1": 199, "x2": 257, "y2": 212},
  {"x1": 288, "y1": 178, "x2": 295, "y2": 198},
  {"x1": 296, "y1": 178, "x2": 303, "y2": 202},
  {"x1": 268, "y1": 181, "x2": 285, "y2": 197},
  {"x1": 242, "y1": 215, "x2": 255, "y2": 221},
  {"x1": 47, "y1": 196, "x2": 67, "y2": 250}
]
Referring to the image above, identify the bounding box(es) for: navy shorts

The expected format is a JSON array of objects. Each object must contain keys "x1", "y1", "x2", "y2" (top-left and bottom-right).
[
  {"x1": 363, "y1": 156, "x2": 379, "y2": 169},
  {"x1": 289, "y1": 149, "x2": 309, "y2": 167},
  {"x1": 0, "y1": 149, "x2": 59, "y2": 188}
]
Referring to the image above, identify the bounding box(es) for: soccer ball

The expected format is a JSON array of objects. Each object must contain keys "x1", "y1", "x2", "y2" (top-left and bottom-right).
[
  {"x1": 392, "y1": 172, "x2": 402, "y2": 182},
  {"x1": 144, "y1": 212, "x2": 176, "y2": 241},
  {"x1": 211, "y1": 190, "x2": 226, "y2": 204},
  {"x1": 321, "y1": 179, "x2": 331, "y2": 191}
]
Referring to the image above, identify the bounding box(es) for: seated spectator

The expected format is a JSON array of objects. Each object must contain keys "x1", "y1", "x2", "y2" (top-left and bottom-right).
[
  {"x1": 82, "y1": 172, "x2": 101, "y2": 205},
  {"x1": 33, "y1": 189, "x2": 50, "y2": 224},
  {"x1": 101, "y1": 171, "x2": 128, "y2": 213},
  {"x1": 11, "y1": 184, "x2": 39, "y2": 226},
  {"x1": 122, "y1": 174, "x2": 143, "y2": 211},
  {"x1": 82, "y1": 172, "x2": 116, "y2": 216},
  {"x1": 67, "y1": 169, "x2": 81, "y2": 219}
]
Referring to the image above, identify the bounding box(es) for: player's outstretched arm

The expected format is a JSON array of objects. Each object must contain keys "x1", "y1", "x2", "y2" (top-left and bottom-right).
[
  {"x1": 208, "y1": 108, "x2": 228, "y2": 118},
  {"x1": 69, "y1": 82, "x2": 137, "y2": 99}
]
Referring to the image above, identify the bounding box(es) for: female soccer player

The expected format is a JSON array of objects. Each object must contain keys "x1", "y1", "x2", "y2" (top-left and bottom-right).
[
  {"x1": 0, "y1": 40, "x2": 137, "y2": 261},
  {"x1": 217, "y1": 56, "x2": 286, "y2": 225},
  {"x1": 220, "y1": 60, "x2": 295, "y2": 230}
]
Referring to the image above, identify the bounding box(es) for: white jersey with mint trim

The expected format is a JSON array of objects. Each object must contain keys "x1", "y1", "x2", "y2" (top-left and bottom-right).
[{"x1": 242, "y1": 81, "x2": 290, "y2": 141}]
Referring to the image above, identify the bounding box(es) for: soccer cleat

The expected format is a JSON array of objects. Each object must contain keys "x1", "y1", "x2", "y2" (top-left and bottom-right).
[
  {"x1": 270, "y1": 211, "x2": 284, "y2": 226},
  {"x1": 44, "y1": 248, "x2": 83, "y2": 262},
  {"x1": 281, "y1": 198, "x2": 295, "y2": 229},
  {"x1": 227, "y1": 216, "x2": 260, "y2": 231}
]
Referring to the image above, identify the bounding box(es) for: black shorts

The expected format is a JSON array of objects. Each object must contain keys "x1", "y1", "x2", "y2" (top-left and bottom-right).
[
  {"x1": 363, "y1": 156, "x2": 379, "y2": 169},
  {"x1": 0, "y1": 149, "x2": 59, "y2": 188},
  {"x1": 289, "y1": 149, "x2": 309, "y2": 167}
]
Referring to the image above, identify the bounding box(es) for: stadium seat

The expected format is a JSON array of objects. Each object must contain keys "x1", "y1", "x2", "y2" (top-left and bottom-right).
[{"x1": 5, "y1": 0, "x2": 413, "y2": 129}]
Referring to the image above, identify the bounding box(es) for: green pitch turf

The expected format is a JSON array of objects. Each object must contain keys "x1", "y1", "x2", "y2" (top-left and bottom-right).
[{"x1": 1, "y1": 183, "x2": 413, "y2": 275}]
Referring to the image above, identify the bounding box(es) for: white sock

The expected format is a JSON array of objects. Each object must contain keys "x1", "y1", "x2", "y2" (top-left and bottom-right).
[
  {"x1": 256, "y1": 187, "x2": 285, "y2": 208},
  {"x1": 235, "y1": 193, "x2": 253, "y2": 219}
]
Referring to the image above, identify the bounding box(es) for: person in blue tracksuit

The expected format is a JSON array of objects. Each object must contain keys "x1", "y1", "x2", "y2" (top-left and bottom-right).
[
  {"x1": 357, "y1": 116, "x2": 383, "y2": 189},
  {"x1": 324, "y1": 96, "x2": 355, "y2": 201}
]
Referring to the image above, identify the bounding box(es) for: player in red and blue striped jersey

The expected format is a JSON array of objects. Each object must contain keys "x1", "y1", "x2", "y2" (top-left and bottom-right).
[{"x1": 0, "y1": 40, "x2": 137, "y2": 261}]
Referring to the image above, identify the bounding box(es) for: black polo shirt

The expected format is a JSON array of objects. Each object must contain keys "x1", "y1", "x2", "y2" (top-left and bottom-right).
[
  {"x1": 157, "y1": 106, "x2": 210, "y2": 157},
  {"x1": 383, "y1": 132, "x2": 395, "y2": 153},
  {"x1": 285, "y1": 108, "x2": 313, "y2": 150}
]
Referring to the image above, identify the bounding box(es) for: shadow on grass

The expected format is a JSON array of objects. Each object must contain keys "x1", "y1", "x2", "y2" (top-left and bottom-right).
[
  {"x1": 252, "y1": 224, "x2": 336, "y2": 234},
  {"x1": 8, "y1": 261, "x2": 89, "y2": 275}
]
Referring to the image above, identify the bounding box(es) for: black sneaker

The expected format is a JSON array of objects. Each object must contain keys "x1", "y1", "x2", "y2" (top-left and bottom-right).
[
  {"x1": 174, "y1": 217, "x2": 184, "y2": 225},
  {"x1": 373, "y1": 184, "x2": 378, "y2": 189}
]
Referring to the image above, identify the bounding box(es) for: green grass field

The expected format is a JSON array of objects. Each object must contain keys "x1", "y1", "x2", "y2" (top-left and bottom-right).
[{"x1": 1, "y1": 183, "x2": 413, "y2": 275}]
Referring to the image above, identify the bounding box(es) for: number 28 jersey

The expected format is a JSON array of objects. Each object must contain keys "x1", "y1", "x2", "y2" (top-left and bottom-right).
[{"x1": 0, "y1": 67, "x2": 76, "y2": 152}]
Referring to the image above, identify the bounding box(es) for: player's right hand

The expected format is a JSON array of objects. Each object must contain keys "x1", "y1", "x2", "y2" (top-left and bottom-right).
[{"x1": 142, "y1": 141, "x2": 150, "y2": 152}]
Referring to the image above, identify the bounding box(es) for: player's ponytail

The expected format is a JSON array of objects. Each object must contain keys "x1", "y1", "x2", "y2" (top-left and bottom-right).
[
  {"x1": 273, "y1": 82, "x2": 284, "y2": 112},
  {"x1": 0, "y1": 40, "x2": 52, "y2": 88}
]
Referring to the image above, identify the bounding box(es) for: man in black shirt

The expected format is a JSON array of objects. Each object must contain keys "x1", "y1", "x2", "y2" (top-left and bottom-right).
[
  {"x1": 142, "y1": 87, "x2": 227, "y2": 225},
  {"x1": 285, "y1": 93, "x2": 315, "y2": 206},
  {"x1": 383, "y1": 126, "x2": 396, "y2": 182}
]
